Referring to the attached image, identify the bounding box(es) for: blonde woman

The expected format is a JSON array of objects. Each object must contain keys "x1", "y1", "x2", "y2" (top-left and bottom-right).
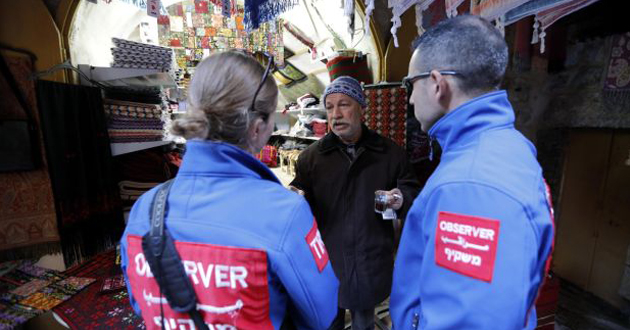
[{"x1": 121, "y1": 51, "x2": 339, "y2": 330}]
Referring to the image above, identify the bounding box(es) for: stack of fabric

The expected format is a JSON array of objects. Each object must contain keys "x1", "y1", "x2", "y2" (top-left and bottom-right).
[
  {"x1": 103, "y1": 99, "x2": 165, "y2": 143},
  {"x1": 118, "y1": 181, "x2": 160, "y2": 211},
  {"x1": 111, "y1": 38, "x2": 172, "y2": 71},
  {"x1": 0, "y1": 260, "x2": 95, "y2": 329},
  {"x1": 113, "y1": 148, "x2": 181, "y2": 212}
]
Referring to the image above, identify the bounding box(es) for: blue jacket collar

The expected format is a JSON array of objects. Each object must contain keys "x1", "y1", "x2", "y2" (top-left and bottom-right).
[
  {"x1": 428, "y1": 90, "x2": 515, "y2": 152},
  {"x1": 179, "y1": 140, "x2": 280, "y2": 184}
]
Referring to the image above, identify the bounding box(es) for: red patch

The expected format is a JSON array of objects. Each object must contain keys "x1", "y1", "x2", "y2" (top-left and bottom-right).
[
  {"x1": 305, "y1": 219, "x2": 329, "y2": 272},
  {"x1": 435, "y1": 212, "x2": 500, "y2": 282},
  {"x1": 126, "y1": 235, "x2": 273, "y2": 330}
]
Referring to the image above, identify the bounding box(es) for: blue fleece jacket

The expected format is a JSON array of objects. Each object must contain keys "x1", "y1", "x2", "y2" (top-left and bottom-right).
[
  {"x1": 391, "y1": 91, "x2": 555, "y2": 329},
  {"x1": 121, "y1": 141, "x2": 339, "y2": 330}
]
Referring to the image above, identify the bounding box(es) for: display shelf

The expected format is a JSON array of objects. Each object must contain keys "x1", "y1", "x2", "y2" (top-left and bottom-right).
[
  {"x1": 77, "y1": 65, "x2": 177, "y2": 88},
  {"x1": 271, "y1": 133, "x2": 320, "y2": 141},
  {"x1": 110, "y1": 141, "x2": 171, "y2": 156},
  {"x1": 279, "y1": 107, "x2": 326, "y2": 118}
]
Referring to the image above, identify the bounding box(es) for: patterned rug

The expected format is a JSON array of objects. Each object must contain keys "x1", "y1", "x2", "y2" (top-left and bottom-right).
[
  {"x1": 363, "y1": 85, "x2": 407, "y2": 148},
  {"x1": 0, "y1": 54, "x2": 60, "y2": 260},
  {"x1": 53, "y1": 250, "x2": 145, "y2": 330}
]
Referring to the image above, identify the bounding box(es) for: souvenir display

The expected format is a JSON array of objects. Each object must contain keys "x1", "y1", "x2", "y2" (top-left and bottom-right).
[{"x1": 158, "y1": 0, "x2": 284, "y2": 70}]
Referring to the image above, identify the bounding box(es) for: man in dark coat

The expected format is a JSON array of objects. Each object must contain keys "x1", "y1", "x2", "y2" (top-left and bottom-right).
[{"x1": 290, "y1": 76, "x2": 420, "y2": 330}]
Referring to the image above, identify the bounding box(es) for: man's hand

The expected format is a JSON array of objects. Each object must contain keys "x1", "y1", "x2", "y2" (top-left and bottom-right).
[{"x1": 387, "y1": 188, "x2": 403, "y2": 210}]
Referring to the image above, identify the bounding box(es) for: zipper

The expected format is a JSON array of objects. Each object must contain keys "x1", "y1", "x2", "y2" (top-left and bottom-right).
[{"x1": 428, "y1": 135, "x2": 435, "y2": 161}]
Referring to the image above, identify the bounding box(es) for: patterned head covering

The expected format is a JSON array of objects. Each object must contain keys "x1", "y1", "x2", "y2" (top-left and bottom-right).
[{"x1": 322, "y1": 76, "x2": 366, "y2": 108}]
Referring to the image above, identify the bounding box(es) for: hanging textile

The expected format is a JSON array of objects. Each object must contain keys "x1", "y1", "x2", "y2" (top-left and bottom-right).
[
  {"x1": 344, "y1": 0, "x2": 355, "y2": 39},
  {"x1": 243, "y1": 0, "x2": 298, "y2": 31},
  {"x1": 470, "y1": 0, "x2": 530, "y2": 21},
  {"x1": 389, "y1": 0, "x2": 423, "y2": 47},
  {"x1": 274, "y1": 62, "x2": 308, "y2": 87},
  {"x1": 445, "y1": 0, "x2": 465, "y2": 17},
  {"x1": 504, "y1": 0, "x2": 573, "y2": 25},
  {"x1": 532, "y1": 0, "x2": 600, "y2": 53},
  {"x1": 603, "y1": 32, "x2": 630, "y2": 101},
  {"x1": 0, "y1": 54, "x2": 60, "y2": 260},
  {"x1": 326, "y1": 54, "x2": 373, "y2": 84},
  {"x1": 413, "y1": 0, "x2": 437, "y2": 38},
  {"x1": 364, "y1": 0, "x2": 375, "y2": 37},
  {"x1": 363, "y1": 85, "x2": 407, "y2": 147},
  {"x1": 283, "y1": 21, "x2": 317, "y2": 59},
  {"x1": 36, "y1": 80, "x2": 125, "y2": 267}
]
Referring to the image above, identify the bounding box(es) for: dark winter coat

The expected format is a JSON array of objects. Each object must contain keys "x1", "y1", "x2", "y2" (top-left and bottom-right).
[{"x1": 290, "y1": 125, "x2": 420, "y2": 310}]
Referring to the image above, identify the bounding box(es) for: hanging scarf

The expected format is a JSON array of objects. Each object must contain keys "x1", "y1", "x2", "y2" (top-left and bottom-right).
[
  {"x1": 244, "y1": 0, "x2": 299, "y2": 31},
  {"x1": 532, "y1": 0, "x2": 600, "y2": 53},
  {"x1": 504, "y1": 0, "x2": 573, "y2": 25},
  {"x1": 406, "y1": 0, "x2": 436, "y2": 45},
  {"x1": 390, "y1": 0, "x2": 428, "y2": 47},
  {"x1": 470, "y1": 0, "x2": 530, "y2": 21},
  {"x1": 345, "y1": 0, "x2": 355, "y2": 40},
  {"x1": 222, "y1": 0, "x2": 231, "y2": 17},
  {"x1": 445, "y1": 0, "x2": 465, "y2": 18},
  {"x1": 364, "y1": 0, "x2": 375, "y2": 37}
]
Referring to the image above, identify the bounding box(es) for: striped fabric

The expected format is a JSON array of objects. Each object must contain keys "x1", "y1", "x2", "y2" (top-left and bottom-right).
[
  {"x1": 103, "y1": 99, "x2": 165, "y2": 143},
  {"x1": 326, "y1": 55, "x2": 373, "y2": 85}
]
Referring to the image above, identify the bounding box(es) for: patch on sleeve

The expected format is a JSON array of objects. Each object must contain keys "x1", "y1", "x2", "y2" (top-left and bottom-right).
[
  {"x1": 305, "y1": 218, "x2": 329, "y2": 272},
  {"x1": 435, "y1": 211, "x2": 500, "y2": 282}
]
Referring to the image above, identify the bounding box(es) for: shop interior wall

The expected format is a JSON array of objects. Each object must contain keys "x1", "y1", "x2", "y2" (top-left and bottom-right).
[
  {"x1": 0, "y1": 0, "x2": 78, "y2": 270},
  {"x1": 68, "y1": 1, "x2": 155, "y2": 67},
  {"x1": 0, "y1": 0, "x2": 70, "y2": 83},
  {"x1": 499, "y1": 0, "x2": 630, "y2": 309}
]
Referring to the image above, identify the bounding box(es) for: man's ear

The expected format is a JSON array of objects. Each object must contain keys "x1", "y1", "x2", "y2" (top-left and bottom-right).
[{"x1": 430, "y1": 70, "x2": 452, "y2": 108}]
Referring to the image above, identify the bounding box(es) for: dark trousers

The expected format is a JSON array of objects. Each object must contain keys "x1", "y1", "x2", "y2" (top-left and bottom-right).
[{"x1": 328, "y1": 308, "x2": 375, "y2": 330}]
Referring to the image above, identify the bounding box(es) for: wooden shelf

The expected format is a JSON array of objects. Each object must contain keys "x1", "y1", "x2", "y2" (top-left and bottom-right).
[{"x1": 110, "y1": 141, "x2": 171, "y2": 156}]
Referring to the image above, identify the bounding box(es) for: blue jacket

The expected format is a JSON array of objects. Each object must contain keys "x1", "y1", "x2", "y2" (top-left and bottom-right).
[
  {"x1": 121, "y1": 141, "x2": 339, "y2": 330},
  {"x1": 391, "y1": 91, "x2": 555, "y2": 329}
]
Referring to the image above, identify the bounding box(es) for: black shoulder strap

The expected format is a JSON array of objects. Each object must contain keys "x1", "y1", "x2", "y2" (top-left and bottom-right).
[
  {"x1": 148, "y1": 179, "x2": 174, "y2": 256},
  {"x1": 142, "y1": 180, "x2": 209, "y2": 330}
]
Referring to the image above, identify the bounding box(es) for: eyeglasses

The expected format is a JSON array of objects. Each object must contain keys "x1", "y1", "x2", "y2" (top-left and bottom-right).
[
  {"x1": 402, "y1": 70, "x2": 461, "y2": 91},
  {"x1": 249, "y1": 52, "x2": 274, "y2": 121}
]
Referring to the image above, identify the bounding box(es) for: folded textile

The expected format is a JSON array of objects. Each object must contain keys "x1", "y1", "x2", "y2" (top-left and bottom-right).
[
  {"x1": 0, "y1": 260, "x2": 95, "y2": 329},
  {"x1": 110, "y1": 38, "x2": 173, "y2": 71},
  {"x1": 103, "y1": 88, "x2": 163, "y2": 104}
]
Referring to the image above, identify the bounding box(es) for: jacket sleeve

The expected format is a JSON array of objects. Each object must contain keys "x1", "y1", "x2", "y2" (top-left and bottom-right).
[
  {"x1": 289, "y1": 150, "x2": 314, "y2": 205},
  {"x1": 391, "y1": 182, "x2": 545, "y2": 330},
  {"x1": 394, "y1": 149, "x2": 421, "y2": 222},
  {"x1": 273, "y1": 199, "x2": 339, "y2": 330}
]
